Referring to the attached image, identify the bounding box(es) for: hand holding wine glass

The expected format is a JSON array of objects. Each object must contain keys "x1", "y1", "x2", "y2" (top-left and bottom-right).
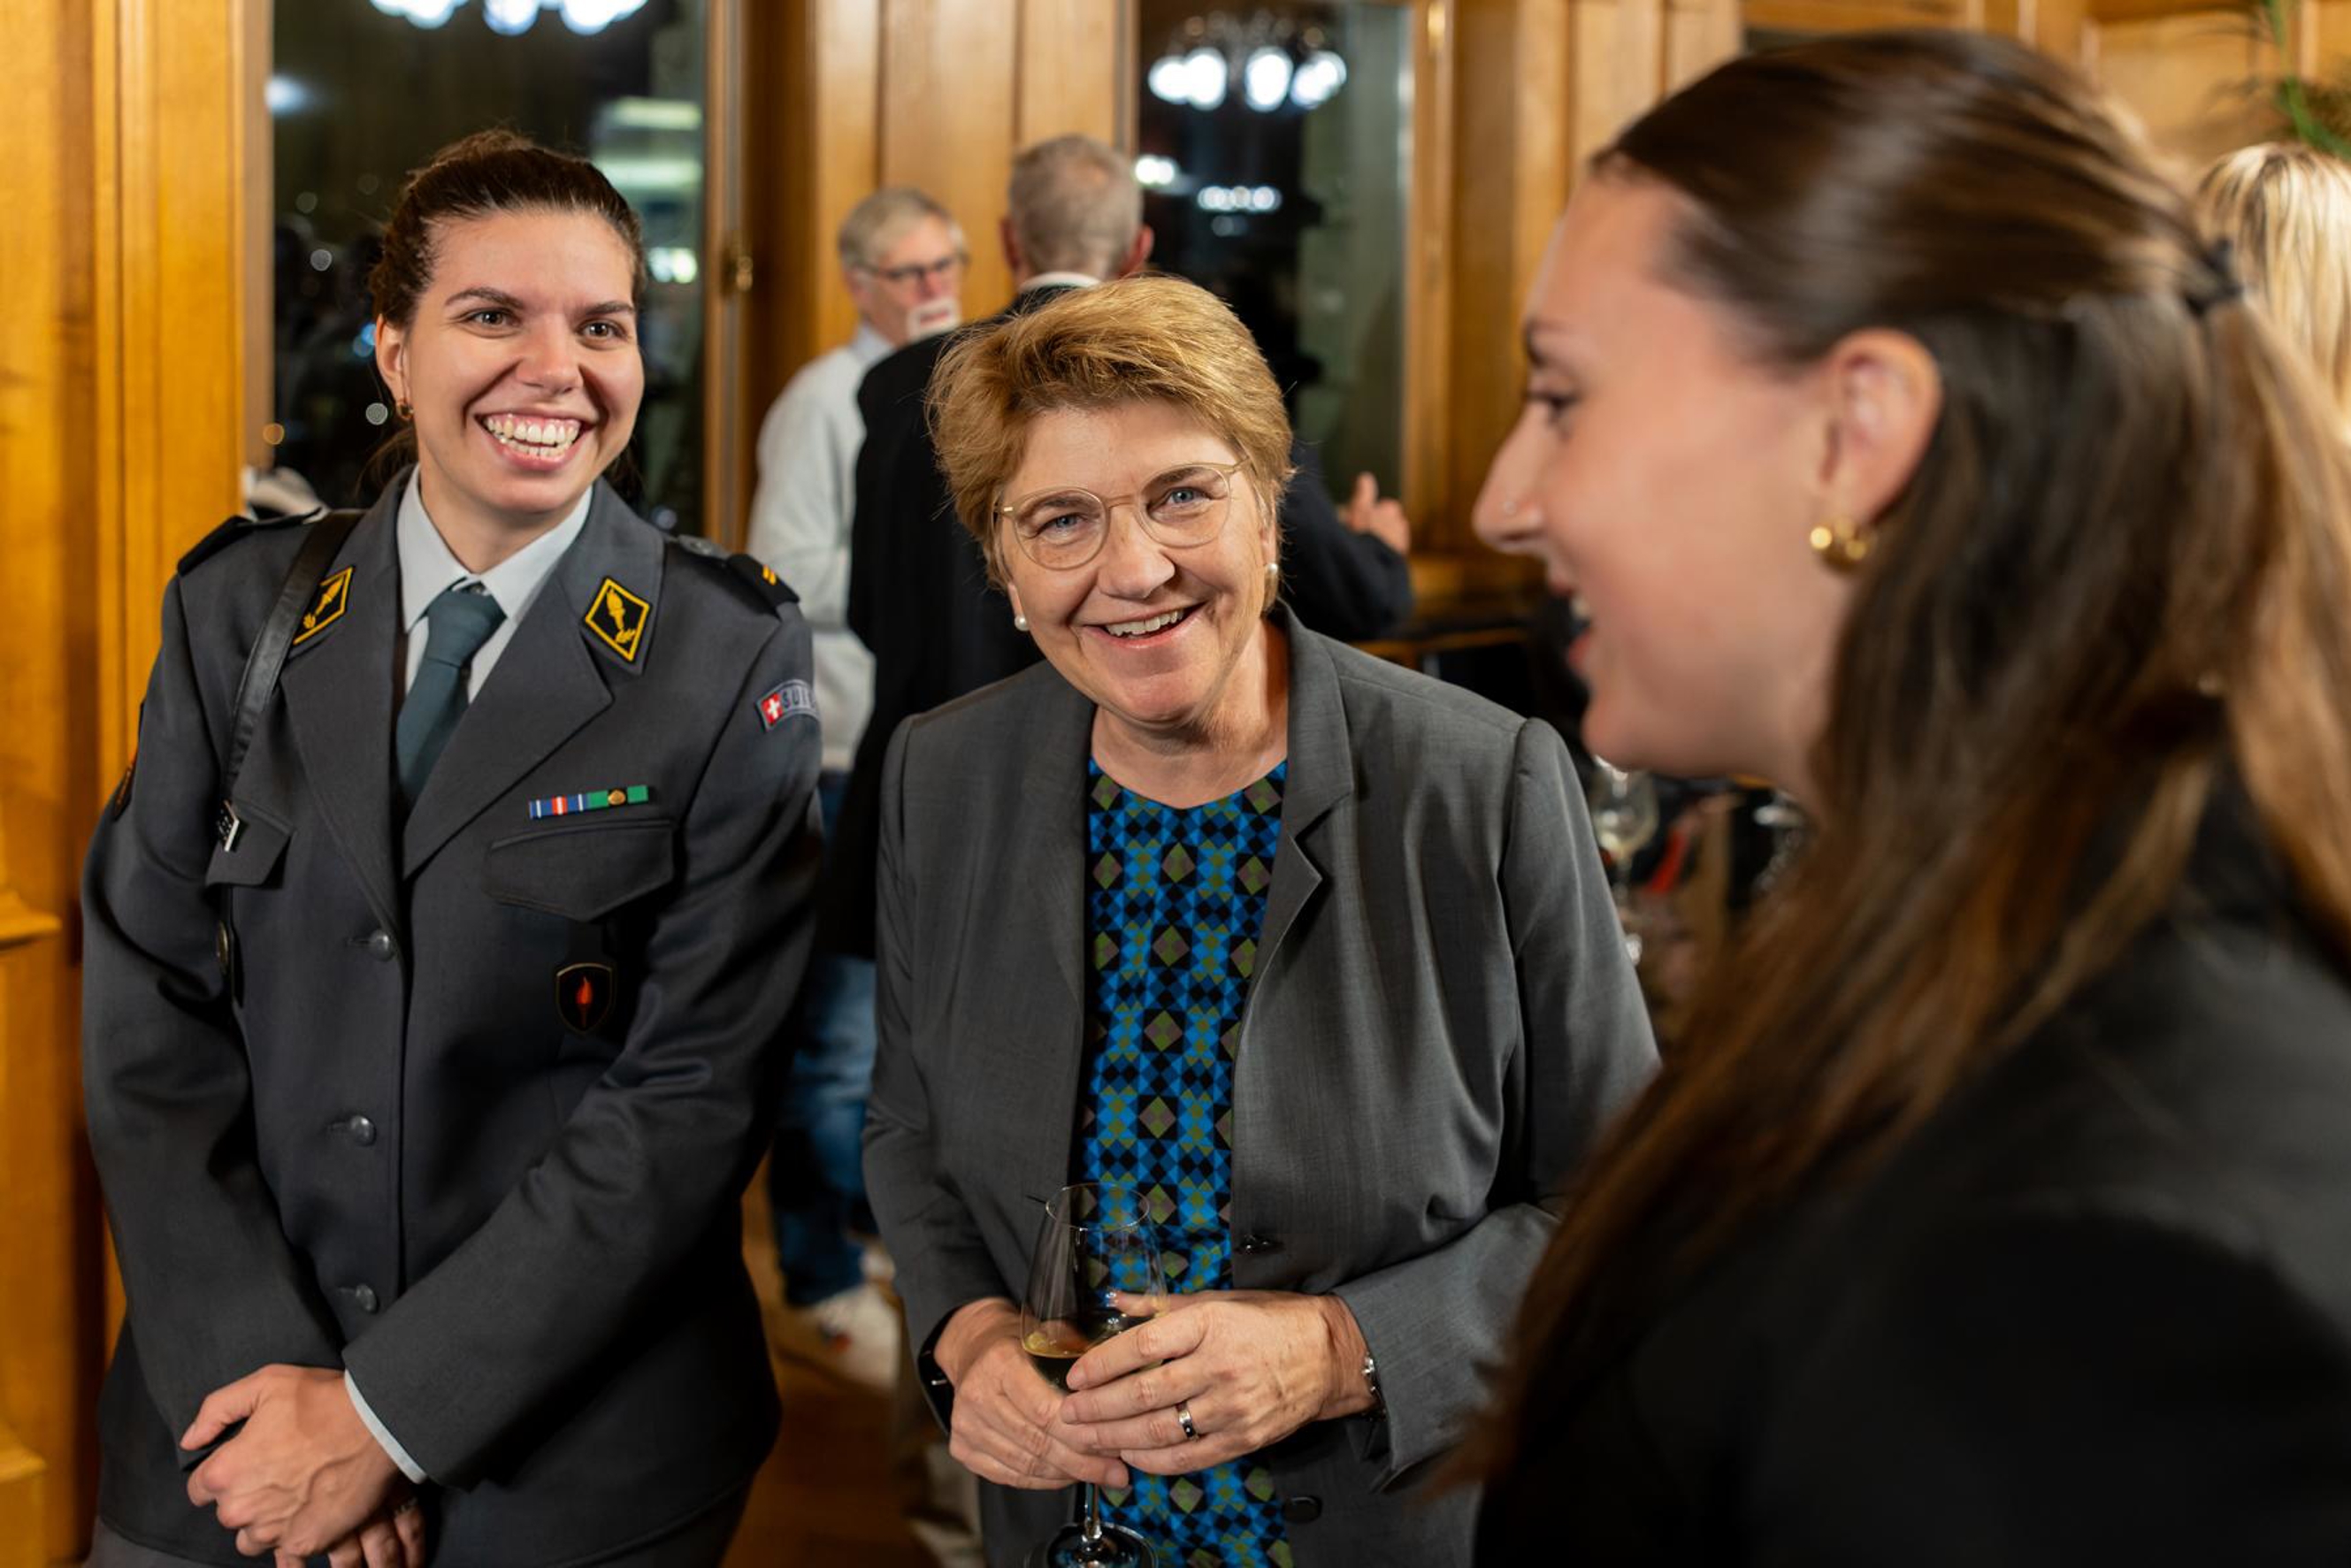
[
  {"x1": 932, "y1": 1297, "x2": 1128, "y2": 1494},
  {"x1": 1021, "y1": 1182, "x2": 1167, "y2": 1568}
]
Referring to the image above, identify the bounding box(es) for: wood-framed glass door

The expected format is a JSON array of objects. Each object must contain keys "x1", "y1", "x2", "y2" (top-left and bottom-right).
[{"x1": 260, "y1": 0, "x2": 744, "y2": 539}]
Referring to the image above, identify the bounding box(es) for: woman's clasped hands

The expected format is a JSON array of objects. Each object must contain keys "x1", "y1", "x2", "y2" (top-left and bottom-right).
[
  {"x1": 936, "y1": 1298, "x2": 1133, "y2": 1492},
  {"x1": 1058, "y1": 1290, "x2": 1376, "y2": 1474}
]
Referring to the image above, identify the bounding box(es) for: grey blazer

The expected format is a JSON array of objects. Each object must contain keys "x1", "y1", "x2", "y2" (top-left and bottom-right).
[
  {"x1": 83, "y1": 481, "x2": 822, "y2": 1565},
  {"x1": 863, "y1": 614, "x2": 1657, "y2": 1566}
]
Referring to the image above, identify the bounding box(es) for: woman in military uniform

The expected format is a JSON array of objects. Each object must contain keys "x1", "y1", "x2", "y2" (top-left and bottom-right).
[{"x1": 81, "y1": 132, "x2": 822, "y2": 1567}]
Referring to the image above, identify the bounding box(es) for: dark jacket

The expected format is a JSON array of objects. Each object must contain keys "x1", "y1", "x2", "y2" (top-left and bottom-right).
[
  {"x1": 826, "y1": 283, "x2": 1415, "y2": 958},
  {"x1": 82, "y1": 480, "x2": 823, "y2": 1565},
  {"x1": 1480, "y1": 804, "x2": 2351, "y2": 1564},
  {"x1": 864, "y1": 613, "x2": 1658, "y2": 1565}
]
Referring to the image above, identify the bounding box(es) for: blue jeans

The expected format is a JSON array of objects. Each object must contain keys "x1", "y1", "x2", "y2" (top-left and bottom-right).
[{"x1": 769, "y1": 769, "x2": 880, "y2": 1306}]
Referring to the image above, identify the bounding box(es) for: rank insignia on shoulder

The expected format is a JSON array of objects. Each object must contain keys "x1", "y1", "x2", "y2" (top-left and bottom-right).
[
  {"x1": 756, "y1": 678, "x2": 816, "y2": 730},
  {"x1": 585, "y1": 577, "x2": 651, "y2": 663},
  {"x1": 290, "y1": 566, "x2": 355, "y2": 649},
  {"x1": 527, "y1": 784, "x2": 653, "y2": 820},
  {"x1": 727, "y1": 553, "x2": 799, "y2": 608},
  {"x1": 556, "y1": 960, "x2": 616, "y2": 1033}
]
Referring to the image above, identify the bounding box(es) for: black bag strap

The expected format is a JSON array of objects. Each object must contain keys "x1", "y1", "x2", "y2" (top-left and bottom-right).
[{"x1": 216, "y1": 509, "x2": 361, "y2": 850}]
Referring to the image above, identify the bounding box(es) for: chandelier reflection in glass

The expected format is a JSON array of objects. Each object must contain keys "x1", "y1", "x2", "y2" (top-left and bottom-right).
[
  {"x1": 1147, "y1": 13, "x2": 1349, "y2": 113},
  {"x1": 370, "y1": 0, "x2": 650, "y2": 35}
]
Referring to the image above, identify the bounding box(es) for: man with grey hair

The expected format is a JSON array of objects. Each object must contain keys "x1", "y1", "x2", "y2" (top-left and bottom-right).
[
  {"x1": 747, "y1": 184, "x2": 966, "y2": 1391},
  {"x1": 1000, "y1": 131, "x2": 1153, "y2": 284}
]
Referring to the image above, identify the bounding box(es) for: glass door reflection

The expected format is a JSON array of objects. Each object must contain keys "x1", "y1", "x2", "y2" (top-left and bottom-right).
[
  {"x1": 1134, "y1": 2, "x2": 1414, "y2": 501},
  {"x1": 268, "y1": 0, "x2": 709, "y2": 532}
]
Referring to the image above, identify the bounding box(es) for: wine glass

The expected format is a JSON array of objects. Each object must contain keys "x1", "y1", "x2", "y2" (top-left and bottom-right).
[
  {"x1": 1585, "y1": 759, "x2": 1660, "y2": 965},
  {"x1": 1022, "y1": 1182, "x2": 1167, "y2": 1568}
]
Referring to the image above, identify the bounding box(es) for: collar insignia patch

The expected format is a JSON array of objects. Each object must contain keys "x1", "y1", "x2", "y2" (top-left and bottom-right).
[
  {"x1": 291, "y1": 566, "x2": 355, "y2": 649},
  {"x1": 585, "y1": 577, "x2": 650, "y2": 663}
]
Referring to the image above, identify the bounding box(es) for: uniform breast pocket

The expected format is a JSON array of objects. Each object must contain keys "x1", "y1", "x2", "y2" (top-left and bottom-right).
[{"x1": 485, "y1": 817, "x2": 678, "y2": 921}]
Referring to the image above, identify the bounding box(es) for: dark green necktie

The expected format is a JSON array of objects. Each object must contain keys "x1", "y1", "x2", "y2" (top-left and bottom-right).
[{"x1": 396, "y1": 582, "x2": 505, "y2": 804}]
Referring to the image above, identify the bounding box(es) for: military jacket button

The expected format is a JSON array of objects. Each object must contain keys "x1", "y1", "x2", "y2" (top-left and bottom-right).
[
  {"x1": 1284, "y1": 1495, "x2": 1322, "y2": 1524},
  {"x1": 349, "y1": 1283, "x2": 379, "y2": 1313},
  {"x1": 343, "y1": 1114, "x2": 377, "y2": 1147},
  {"x1": 364, "y1": 929, "x2": 398, "y2": 962}
]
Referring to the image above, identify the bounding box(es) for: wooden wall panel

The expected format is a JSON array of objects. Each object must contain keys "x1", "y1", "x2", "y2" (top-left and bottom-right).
[
  {"x1": 744, "y1": 0, "x2": 1133, "y2": 514},
  {"x1": 0, "y1": 0, "x2": 92, "y2": 1553},
  {"x1": 882, "y1": 0, "x2": 1022, "y2": 313},
  {"x1": 0, "y1": 0, "x2": 253, "y2": 1557},
  {"x1": 1443, "y1": 0, "x2": 1571, "y2": 553},
  {"x1": 1015, "y1": 0, "x2": 1128, "y2": 149},
  {"x1": 2088, "y1": 9, "x2": 2275, "y2": 171}
]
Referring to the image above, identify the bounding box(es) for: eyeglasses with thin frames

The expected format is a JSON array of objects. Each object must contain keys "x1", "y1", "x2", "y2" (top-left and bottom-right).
[
  {"x1": 857, "y1": 252, "x2": 968, "y2": 288},
  {"x1": 996, "y1": 460, "x2": 1248, "y2": 570}
]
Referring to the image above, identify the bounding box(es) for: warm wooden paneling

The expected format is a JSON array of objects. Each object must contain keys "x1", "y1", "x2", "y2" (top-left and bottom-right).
[
  {"x1": 1743, "y1": 0, "x2": 1959, "y2": 32},
  {"x1": 1015, "y1": 0, "x2": 1128, "y2": 149},
  {"x1": 0, "y1": 0, "x2": 102, "y2": 1556},
  {"x1": 2089, "y1": 8, "x2": 2276, "y2": 170},
  {"x1": 882, "y1": 0, "x2": 1022, "y2": 313},
  {"x1": 1442, "y1": 0, "x2": 1570, "y2": 553},
  {"x1": 743, "y1": 0, "x2": 1133, "y2": 516},
  {"x1": 0, "y1": 0, "x2": 254, "y2": 1557}
]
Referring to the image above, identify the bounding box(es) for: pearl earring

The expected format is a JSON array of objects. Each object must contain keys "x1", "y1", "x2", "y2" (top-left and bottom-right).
[{"x1": 1014, "y1": 612, "x2": 1029, "y2": 631}]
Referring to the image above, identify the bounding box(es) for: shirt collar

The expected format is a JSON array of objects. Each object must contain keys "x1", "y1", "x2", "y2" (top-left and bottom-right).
[
  {"x1": 397, "y1": 470, "x2": 593, "y2": 635},
  {"x1": 846, "y1": 321, "x2": 893, "y2": 366},
  {"x1": 1019, "y1": 272, "x2": 1101, "y2": 293}
]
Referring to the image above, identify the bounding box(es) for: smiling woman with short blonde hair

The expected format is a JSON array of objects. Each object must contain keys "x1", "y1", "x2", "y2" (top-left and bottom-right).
[
  {"x1": 863, "y1": 273, "x2": 1656, "y2": 1568},
  {"x1": 928, "y1": 274, "x2": 1297, "y2": 590}
]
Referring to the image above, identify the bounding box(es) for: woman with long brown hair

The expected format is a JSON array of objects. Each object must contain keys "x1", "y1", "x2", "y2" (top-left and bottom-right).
[{"x1": 1474, "y1": 30, "x2": 2351, "y2": 1560}]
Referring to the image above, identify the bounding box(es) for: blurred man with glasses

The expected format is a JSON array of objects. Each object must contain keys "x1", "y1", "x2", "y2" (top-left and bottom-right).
[{"x1": 747, "y1": 186, "x2": 965, "y2": 1390}]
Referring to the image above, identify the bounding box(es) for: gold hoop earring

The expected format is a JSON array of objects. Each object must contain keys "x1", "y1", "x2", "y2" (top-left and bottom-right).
[
  {"x1": 395, "y1": 398, "x2": 413, "y2": 421},
  {"x1": 1809, "y1": 515, "x2": 1871, "y2": 572}
]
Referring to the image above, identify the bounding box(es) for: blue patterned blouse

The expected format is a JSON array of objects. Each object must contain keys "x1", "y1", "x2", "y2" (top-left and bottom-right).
[{"x1": 1074, "y1": 759, "x2": 1291, "y2": 1568}]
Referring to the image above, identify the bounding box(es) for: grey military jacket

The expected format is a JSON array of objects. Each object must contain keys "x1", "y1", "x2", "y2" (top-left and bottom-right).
[
  {"x1": 863, "y1": 612, "x2": 1658, "y2": 1566},
  {"x1": 83, "y1": 479, "x2": 822, "y2": 1565}
]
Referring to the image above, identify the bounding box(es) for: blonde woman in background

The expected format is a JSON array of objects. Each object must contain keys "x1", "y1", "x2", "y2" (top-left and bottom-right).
[{"x1": 2199, "y1": 142, "x2": 2351, "y2": 425}]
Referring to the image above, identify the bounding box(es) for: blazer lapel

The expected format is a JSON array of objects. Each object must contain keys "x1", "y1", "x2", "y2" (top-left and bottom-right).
[
  {"x1": 1004, "y1": 672, "x2": 1095, "y2": 1203},
  {"x1": 399, "y1": 485, "x2": 653, "y2": 878},
  {"x1": 280, "y1": 491, "x2": 402, "y2": 936},
  {"x1": 1259, "y1": 614, "x2": 1352, "y2": 972}
]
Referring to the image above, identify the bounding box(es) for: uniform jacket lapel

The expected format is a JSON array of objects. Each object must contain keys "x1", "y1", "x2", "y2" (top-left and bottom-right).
[
  {"x1": 399, "y1": 483, "x2": 652, "y2": 879},
  {"x1": 280, "y1": 488, "x2": 403, "y2": 936}
]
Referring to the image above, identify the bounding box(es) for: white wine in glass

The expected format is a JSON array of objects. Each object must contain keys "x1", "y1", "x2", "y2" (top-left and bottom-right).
[
  {"x1": 1021, "y1": 1182, "x2": 1166, "y2": 1568},
  {"x1": 1585, "y1": 761, "x2": 1661, "y2": 964}
]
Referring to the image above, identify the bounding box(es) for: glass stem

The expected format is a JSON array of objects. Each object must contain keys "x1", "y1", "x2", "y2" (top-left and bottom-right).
[{"x1": 1081, "y1": 1480, "x2": 1105, "y2": 1543}]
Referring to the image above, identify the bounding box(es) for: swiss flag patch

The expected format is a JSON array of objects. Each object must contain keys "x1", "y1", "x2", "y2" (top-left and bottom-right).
[{"x1": 756, "y1": 678, "x2": 816, "y2": 730}]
